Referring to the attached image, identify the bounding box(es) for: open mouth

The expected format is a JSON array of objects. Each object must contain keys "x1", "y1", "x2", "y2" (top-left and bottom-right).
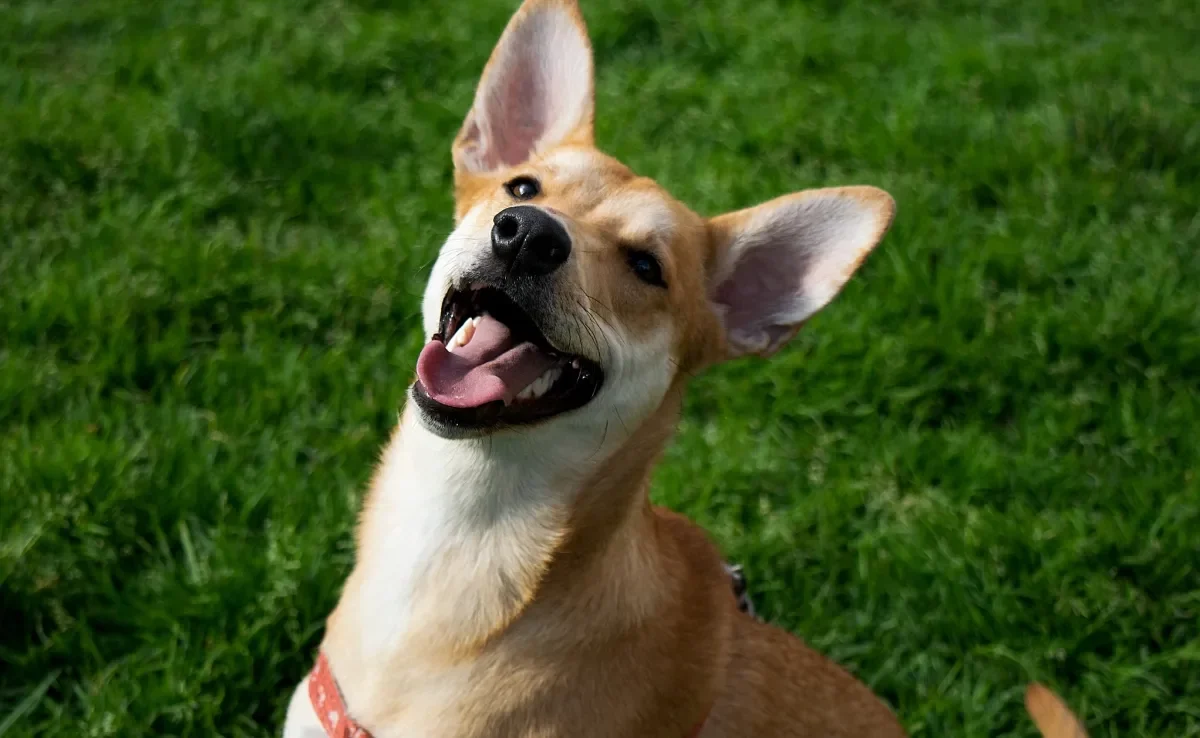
[{"x1": 413, "y1": 285, "x2": 604, "y2": 433}]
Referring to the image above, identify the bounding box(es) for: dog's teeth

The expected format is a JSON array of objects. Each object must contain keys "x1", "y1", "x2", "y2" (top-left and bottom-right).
[
  {"x1": 533, "y1": 368, "x2": 559, "y2": 397},
  {"x1": 447, "y1": 317, "x2": 477, "y2": 352},
  {"x1": 516, "y1": 367, "x2": 561, "y2": 403}
]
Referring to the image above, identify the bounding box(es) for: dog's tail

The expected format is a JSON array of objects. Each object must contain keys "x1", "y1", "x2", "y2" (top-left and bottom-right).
[{"x1": 1025, "y1": 683, "x2": 1089, "y2": 738}]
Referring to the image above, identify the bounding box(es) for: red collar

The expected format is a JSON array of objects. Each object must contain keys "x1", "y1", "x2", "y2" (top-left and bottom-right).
[
  {"x1": 308, "y1": 651, "x2": 709, "y2": 738},
  {"x1": 308, "y1": 652, "x2": 371, "y2": 738}
]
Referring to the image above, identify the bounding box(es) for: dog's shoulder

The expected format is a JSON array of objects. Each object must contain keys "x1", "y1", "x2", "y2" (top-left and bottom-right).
[{"x1": 717, "y1": 617, "x2": 908, "y2": 737}]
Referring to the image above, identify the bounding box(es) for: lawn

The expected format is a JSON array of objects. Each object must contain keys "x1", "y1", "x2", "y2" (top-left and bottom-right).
[{"x1": 2, "y1": 0, "x2": 1198, "y2": 735}]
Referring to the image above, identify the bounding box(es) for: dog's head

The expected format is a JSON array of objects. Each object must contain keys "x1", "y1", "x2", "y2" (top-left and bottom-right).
[{"x1": 413, "y1": 0, "x2": 894, "y2": 455}]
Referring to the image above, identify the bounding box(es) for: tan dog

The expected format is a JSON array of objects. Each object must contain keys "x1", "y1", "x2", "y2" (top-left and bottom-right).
[{"x1": 281, "y1": 1, "x2": 1077, "y2": 736}]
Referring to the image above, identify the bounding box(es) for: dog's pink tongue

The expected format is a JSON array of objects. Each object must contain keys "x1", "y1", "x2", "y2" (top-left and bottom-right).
[{"x1": 416, "y1": 315, "x2": 556, "y2": 409}]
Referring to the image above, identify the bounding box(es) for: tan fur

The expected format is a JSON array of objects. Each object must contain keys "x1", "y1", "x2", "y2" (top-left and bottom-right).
[
  {"x1": 322, "y1": 386, "x2": 906, "y2": 737},
  {"x1": 1026, "y1": 683, "x2": 1090, "y2": 738},
  {"x1": 283, "y1": 2, "x2": 1071, "y2": 737}
]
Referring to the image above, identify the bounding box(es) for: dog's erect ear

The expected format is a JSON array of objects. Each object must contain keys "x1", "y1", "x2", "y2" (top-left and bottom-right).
[
  {"x1": 453, "y1": 0, "x2": 594, "y2": 174},
  {"x1": 707, "y1": 186, "x2": 895, "y2": 359}
]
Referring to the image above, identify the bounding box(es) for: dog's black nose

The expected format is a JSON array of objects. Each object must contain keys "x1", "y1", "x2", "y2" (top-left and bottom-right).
[{"x1": 491, "y1": 206, "x2": 571, "y2": 277}]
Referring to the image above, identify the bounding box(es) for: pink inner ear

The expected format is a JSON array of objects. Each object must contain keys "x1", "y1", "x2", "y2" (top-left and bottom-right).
[
  {"x1": 713, "y1": 235, "x2": 812, "y2": 350},
  {"x1": 487, "y1": 51, "x2": 547, "y2": 169},
  {"x1": 461, "y1": 7, "x2": 592, "y2": 173}
]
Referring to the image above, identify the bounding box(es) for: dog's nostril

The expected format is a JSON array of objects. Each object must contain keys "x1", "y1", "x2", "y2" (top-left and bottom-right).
[{"x1": 494, "y1": 214, "x2": 520, "y2": 241}]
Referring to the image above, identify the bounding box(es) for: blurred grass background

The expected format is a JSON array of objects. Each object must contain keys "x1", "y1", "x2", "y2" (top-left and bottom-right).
[{"x1": 2, "y1": 0, "x2": 1198, "y2": 735}]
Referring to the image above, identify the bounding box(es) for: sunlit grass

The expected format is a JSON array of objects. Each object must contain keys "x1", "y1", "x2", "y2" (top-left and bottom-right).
[{"x1": 2, "y1": 0, "x2": 1198, "y2": 735}]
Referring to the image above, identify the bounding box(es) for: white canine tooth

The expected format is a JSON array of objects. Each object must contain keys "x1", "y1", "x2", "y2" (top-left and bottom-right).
[
  {"x1": 447, "y1": 317, "x2": 477, "y2": 352},
  {"x1": 535, "y1": 368, "x2": 559, "y2": 397}
]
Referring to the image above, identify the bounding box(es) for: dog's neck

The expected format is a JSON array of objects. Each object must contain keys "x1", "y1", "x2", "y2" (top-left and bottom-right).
[{"x1": 334, "y1": 389, "x2": 684, "y2": 665}]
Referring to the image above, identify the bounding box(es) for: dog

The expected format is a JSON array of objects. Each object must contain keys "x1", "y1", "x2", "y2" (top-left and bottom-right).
[{"x1": 282, "y1": 1, "x2": 1086, "y2": 736}]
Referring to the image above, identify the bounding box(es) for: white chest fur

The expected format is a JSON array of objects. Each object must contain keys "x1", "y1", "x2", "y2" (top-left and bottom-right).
[{"x1": 309, "y1": 408, "x2": 596, "y2": 736}]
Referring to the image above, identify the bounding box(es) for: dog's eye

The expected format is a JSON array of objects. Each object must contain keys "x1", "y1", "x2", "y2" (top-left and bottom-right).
[
  {"x1": 504, "y1": 176, "x2": 540, "y2": 201},
  {"x1": 625, "y1": 249, "x2": 666, "y2": 288}
]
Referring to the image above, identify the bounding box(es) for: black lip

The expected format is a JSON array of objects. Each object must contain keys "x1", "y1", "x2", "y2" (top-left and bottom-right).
[{"x1": 415, "y1": 284, "x2": 604, "y2": 437}]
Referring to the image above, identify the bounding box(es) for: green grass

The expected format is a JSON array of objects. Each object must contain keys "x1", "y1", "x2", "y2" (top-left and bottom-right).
[{"x1": 2, "y1": 0, "x2": 1198, "y2": 735}]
